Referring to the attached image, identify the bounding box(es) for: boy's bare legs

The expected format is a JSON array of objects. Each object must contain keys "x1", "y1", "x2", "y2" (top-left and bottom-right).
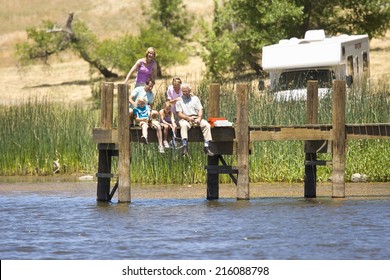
[{"x1": 139, "y1": 121, "x2": 148, "y2": 144}]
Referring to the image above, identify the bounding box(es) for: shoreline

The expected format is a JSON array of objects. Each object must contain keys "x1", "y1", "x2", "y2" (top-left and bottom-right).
[{"x1": 1, "y1": 179, "x2": 389, "y2": 199}]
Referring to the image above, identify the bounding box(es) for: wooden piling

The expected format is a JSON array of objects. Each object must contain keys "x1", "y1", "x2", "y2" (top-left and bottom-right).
[
  {"x1": 236, "y1": 83, "x2": 250, "y2": 200},
  {"x1": 207, "y1": 83, "x2": 221, "y2": 200},
  {"x1": 97, "y1": 147, "x2": 112, "y2": 201},
  {"x1": 304, "y1": 80, "x2": 318, "y2": 198},
  {"x1": 208, "y1": 83, "x2": 220, "y2": 117},
  {"x1": 117, "y1": 84, "x2": 131, "y2": 203},
  {"x1": 96, "y1": 83, "x2": 114, "y2": 201},
  {"x1": 100, "y1": 82, "x2": 114, "y2": 129},
  {"x1": 332, "y1": 80, "x2": 346, "y2": 198}
]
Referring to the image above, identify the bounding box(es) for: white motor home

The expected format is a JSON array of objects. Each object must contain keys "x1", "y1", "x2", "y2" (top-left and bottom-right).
[{"x1": 261, "y1": 29, "x2": 370, "y2": 100}]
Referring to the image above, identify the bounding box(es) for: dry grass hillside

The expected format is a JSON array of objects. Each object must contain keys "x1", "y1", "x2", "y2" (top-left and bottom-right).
[{"x1": 0, "y1": 0, "x2": 389, "y2": 105}]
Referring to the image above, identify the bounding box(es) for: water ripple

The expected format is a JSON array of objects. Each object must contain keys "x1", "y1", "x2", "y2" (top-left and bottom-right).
[{"x1": 0, "y1": 193, "x2": 389, "y2": 259}]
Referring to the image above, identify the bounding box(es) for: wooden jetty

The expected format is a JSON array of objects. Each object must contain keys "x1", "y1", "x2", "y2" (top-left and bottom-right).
[{"x1": 92, "y1": 81, "x2": 389, "y2": 203}]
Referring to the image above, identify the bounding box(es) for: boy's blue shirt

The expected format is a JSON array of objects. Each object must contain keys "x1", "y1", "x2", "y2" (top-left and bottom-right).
[{"x1": 133, "y1": 105, "x2": 150, "y2": 119}]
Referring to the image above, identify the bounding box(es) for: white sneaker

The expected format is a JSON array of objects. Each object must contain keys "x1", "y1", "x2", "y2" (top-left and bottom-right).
[
  {"x1": 158, "y1": 145, "x2": 165, "y2": 153},
  {"x1": 163, "y1": 140, "x2": 170, "y2": 148}
]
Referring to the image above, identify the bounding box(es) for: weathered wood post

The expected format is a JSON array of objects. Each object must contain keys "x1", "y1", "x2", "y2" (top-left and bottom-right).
[
  {"x1": 208, "y1": 83, "x2": 220, "y2": 116},
  {"x1": 100, "y1": 82, "x2": 114, "y2": 129},
  {"x1": 207, "y1": 83, "x2": 221, "y2": 200},
  {"x1": 236, "y1": 83, "x2": 250, "y2": 200},
  {"x1": 97, "y1": 82, "x2": 114, "y2": 201},
  {"x1": 332, "y1": 80, "x2": 346, "y2": 198},
  {"x1": 117, "y1": 84, "x2": 131, "y2": 203},
  {"x1": 304, "y1": 80, "x2": 318, "y2": 198}
]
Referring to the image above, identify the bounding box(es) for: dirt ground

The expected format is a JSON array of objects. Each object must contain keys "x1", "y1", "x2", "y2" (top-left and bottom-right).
[
  {"x1": 0, "y1": 31, "x2": 389, "y2": 106},
  {"x1": 0, "y1": 56, "x2": 206, "y2": 106},
  {"x1": 0, "y1": 178, "x2": 389, "y2": 200}
]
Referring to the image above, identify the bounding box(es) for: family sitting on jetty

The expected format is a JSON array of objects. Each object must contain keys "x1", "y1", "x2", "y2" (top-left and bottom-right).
[
  {"x1": 128, "y1": 77, "x2": 214, "y2": 156},
  {"x1": 124, "y1": 47, "x2": 214, "y2": 156}
]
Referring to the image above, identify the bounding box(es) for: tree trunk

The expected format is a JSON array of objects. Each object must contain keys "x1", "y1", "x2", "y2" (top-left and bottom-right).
[
  {"x1": 78, "y1": 49, "x2": 118, "y2": 78},
  {"x1": 48, "y1": 12, "x2": 118, "y2": 78}
]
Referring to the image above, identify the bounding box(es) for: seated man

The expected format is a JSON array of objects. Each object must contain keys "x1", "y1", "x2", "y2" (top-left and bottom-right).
[
  {"x1": 129, "y1": 78, "x2": 158, "y2": 123},
  {"x1": 176, "y1": 83, "x2": 214, "y2": 156}
]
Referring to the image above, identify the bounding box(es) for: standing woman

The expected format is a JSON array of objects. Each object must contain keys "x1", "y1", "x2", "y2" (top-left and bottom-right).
[{"x1": 124, "y1": 47, "x2": 157, "y2": 88}]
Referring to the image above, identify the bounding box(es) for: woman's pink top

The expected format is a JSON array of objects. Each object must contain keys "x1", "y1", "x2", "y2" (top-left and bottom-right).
[
  {"x1": 166, "y1": 85, "x2": 183, "y2": 113},
  {"x1": 135, "y1": 60, "x2": 155, "y2": 85}
]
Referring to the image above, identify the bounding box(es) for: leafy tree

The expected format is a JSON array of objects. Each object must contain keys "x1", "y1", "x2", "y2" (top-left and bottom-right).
[
  {"x1": 295, "y1": 0, "x2": 390, "y2": 38},
  {"x1": 16, "y1": 13, "x2": 189, "y2": 78},
  {"x1": 96, "y1": 22, "x2": 188, "y2": 77},
  {"x1": 200, "y1": 0, "x2": 390, "y2": 80},
  {"x1": 16, "y1": 13, "x2": 118, "y2": 78},
  {"x1": 198, "y1": 1, "x2": 241, "y2": 82},
  {"x1": 143, "y1": 0, "x2": 194, "y2": 39}
]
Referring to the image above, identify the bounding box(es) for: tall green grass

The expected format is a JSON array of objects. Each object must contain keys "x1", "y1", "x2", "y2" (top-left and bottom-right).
[
  {"x1": 1, "y1": 80, "x2": 389, "y2": 183},
  {"x1": 0, "y1": 98, "x2": 99, "y2": 175}
]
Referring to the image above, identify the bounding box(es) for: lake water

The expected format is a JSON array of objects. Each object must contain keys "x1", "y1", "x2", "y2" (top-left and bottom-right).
[{"x1": 0, "y1": 181, "x2": 389, "y2": 260}]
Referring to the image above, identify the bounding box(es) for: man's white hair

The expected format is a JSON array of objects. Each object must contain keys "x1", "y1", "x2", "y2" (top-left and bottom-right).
[{"x1": 181, "y1": 83, "x2": 192, "y2": 91}]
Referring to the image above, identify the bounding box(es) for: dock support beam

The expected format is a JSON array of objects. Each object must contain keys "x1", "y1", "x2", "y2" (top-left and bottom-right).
[
  {"x1": 207, "y1": 83, "x2": 221, "y2": 200},
  {"x1": 304, "y1": 81, "x2": 318, "y2": 198},
  {"x1": 97, "y1": 148, "x2": 112, "y2": 201},
  {"x1": 117, "y1": 84, "x2": 131, "y2": 203},
  {"x1": 97, "y1": 83, "x2": 114, "y2": 202},
  {"x1": 236, "y1": 84, "x2": 250, "y2": 200},
  {"x1": 332, "y1": 81, "x2": 346, "y2": 198}
]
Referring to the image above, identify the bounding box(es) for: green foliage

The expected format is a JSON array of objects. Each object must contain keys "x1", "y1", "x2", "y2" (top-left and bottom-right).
[
  {"x1": 0, "y1": 99, "x2": 99, "y2": 175},
  {"x1": 0, "y1": 81, "x2": 389, "y2": 182},
  {"x1": 95, "y1": 35, "x2": 139, "y2": 74},
  {"x1": 199, "y1": 0, "x2": 302, "y2": 79},
  {"x1": 294, "y1": 0, "x2": 390, "y2": 38},
  {"x1": 199, "y1": 20, "x2": 238, "y2": 82},
  {"x1": 70, "y1": 20, "x2": 99, "y2": 55},
  {"x1": 144, "y1": 0, "x2": 195, "y2": 40},
  {"x1": 16, "y1": 12, "x2": 190, "y2": 78},
  {"x1": 200, "y1": 0, "x2": 390, "y2": 80},
  {"x1": 97, "y1": 22, "x2": 189, "y2": 75},
  {"x1": 138, "y1": 22, "x2": 189, "y2": 70},
  {"x1": 16, "y1": 20, "x2": 69, "y2": 65}
]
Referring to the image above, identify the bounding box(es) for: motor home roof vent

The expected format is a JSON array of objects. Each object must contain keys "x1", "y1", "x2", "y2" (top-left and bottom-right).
[{"x1": 304, "y1": 29, "x2": 326, "y2": 41}]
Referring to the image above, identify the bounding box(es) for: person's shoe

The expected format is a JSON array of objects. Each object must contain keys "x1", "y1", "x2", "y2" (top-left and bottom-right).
[
  {"x1": 158, "y1": 145, "x2": 165, "y2": 153},
  {"x1": 182, "y1": 145, "x2": 188, "y2": 156},
  {"x1": 203, "y1": 147, "x2": 214, "y2": 156},
  {"x1": 163, "y1": 140, "x2": 170, "y2": 148},
  {"x1": 140, "y1": 136, "x2": 148, "y2": 144}
]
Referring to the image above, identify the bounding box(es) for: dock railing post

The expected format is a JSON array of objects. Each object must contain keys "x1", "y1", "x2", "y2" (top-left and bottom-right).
[
  {"x1": 207, "y1": 83, "x2": 221, "y2": 200},
  {"x1": 117, "y1": 84, "x2": 131, "y2": 203},
  {"x1": 304, "y1": 80, "x2": 318, "y2": 198},
  {"x1": 97, "y1": 82, "x2": 114, "y2": 201},
  {"x1": 236, "y1": 83, "x2": 250, "y2": 200},
  {"x1": 332, "y1": 80, "x2": 346, "y2": 198},
  {"x1": 100, "y1": 82, "x2": 114, "y2": 129}
]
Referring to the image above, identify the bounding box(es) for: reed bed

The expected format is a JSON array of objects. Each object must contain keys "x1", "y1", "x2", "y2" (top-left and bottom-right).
[
  {"x1": 0, "y1": 98, "x2": 99, "y2": 175},
  {"x1": 0, "y1": 80, "x2": 389, "y2": 183}
]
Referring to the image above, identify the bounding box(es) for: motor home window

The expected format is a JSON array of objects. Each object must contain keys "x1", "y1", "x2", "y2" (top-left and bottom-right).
[{"x1": 278, "y1": 70, "x2": 333, "y2": 90}]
